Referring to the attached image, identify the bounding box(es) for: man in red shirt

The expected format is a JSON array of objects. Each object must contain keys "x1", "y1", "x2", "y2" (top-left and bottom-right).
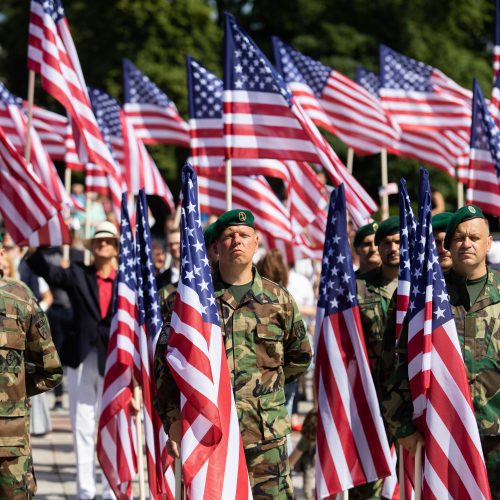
[{"x1": 26, "y1": 221, "x2": 119, "y2": 499}]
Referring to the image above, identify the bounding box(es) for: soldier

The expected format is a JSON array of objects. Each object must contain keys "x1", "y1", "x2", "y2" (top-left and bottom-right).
[
  {"x1": 353, "y1": 221, "x2": 381, "y2": 276},
  {"x1": 0, "y1": 238, "x2": 63, "y2": 499},
  {"x1": 432, "y1": 211, "x2": 453, "y2": 272},
  {"x1": 382, "y1": 205, "x2": 499, "y2": 495},
  {"x1": 154, "y1": 209, "x2": 312, "y2": 499}
]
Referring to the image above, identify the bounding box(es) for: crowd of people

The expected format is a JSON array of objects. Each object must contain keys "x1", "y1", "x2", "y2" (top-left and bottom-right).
[{"x1": 0, "y1": 186, "x2": 498, "y2": 498}]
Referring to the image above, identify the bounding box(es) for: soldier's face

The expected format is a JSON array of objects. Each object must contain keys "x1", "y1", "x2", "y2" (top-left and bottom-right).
[
  {"x1": 378, "y1": 233, "x2": 400, "y2": 268},
  {"x1": 217, "y1": 225, "x2": 259, "y2": 266},
  {"x1": 355, "y1": 234, "x2": 381, "y2": 267},
  {"x1": 449, "y1": 219, "x2": 492, "y2": 275},
  {"x1": 433, "y1": 230, "x2": 452, "y2": 272}
]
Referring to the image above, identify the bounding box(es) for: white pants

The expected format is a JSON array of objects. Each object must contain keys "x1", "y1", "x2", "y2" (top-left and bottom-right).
[{"x1": 68, "y1": 349, "x2": 114, "y2": 499}]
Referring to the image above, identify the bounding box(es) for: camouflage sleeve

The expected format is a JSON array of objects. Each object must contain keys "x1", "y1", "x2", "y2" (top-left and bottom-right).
[
  {"x1": 24, "y1": 298, "x2": 63, "y2": 396},
  {"x1": 296, "y1": 408, "x2": 317, "y2": 453},
  {"x1": 283, "y1": 293, "x2": 312, "y2": 384},
  {"x1": 380, "y1": 319, "x2": 418, "y2": 439},
  {"x1": 153, "y1": 289, "x2": 180, "y2": 434}
]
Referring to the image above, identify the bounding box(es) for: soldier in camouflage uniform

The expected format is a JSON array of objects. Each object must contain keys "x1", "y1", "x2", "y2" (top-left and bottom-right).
[
  {"x1": 154, "y1": 209, "x2": 312, "y2": 499},
  {"x1": 382, "y1": 205, "x2": 499, "y2": 497},
  {"x1": 0, "y1": 242, "x2": 63, "y2": 499}
]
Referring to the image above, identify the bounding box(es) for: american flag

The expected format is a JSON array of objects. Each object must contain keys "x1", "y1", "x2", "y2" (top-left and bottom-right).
[
  {"x1": 406, "y1": 168, "x2": 490, "y2": 498},
  {"x1": 396, "y1": 179, "x2": 416, "y2": 339},
  {"x1": 494, "y1": 0, "x2": 500, "y2": 82},
  {"x1": 97, "y1": 194, "x2": 138, "y2": 499},
  {"x1": 0, "y1": 125, "x2": 71, "y2": 246},
  {"x1": 0, "y1": 81, "x2": 74, "y2": 210},
  {"x1": 357, "y1": 66, "x2": 469, "y2": 178},
  {"x1": 166, "y1": 162, "x2": 251, "y2": 497},
  {"x1": 27, "y1": 0, "x2": 120, "y2": 180},
  {"x1": 123, "y1": 59, "x2": 190, "y2": 147},
  {"x1": 223, "y1": 14, "x2": 377, "y2": 226},
  {"x1": 467, "y1": 80, "x2": 500, "y2": 216},
  {"x1": 134, "y1": 190, "x2": 174, "y2": 498},
  {"x1": 314, "y1": 183, "x2": 393, "y2": 497},
  {"x1": 379, "y1": 45, "x2": 471, "y2": 132},
  {"x1": 273, "y1": 38, "x2": 400, "y2": 155}
]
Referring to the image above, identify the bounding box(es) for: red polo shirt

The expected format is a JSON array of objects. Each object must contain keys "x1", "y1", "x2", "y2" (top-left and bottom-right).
[{"x1": 96, "y1": 268, "x2": 117, "y2": 318}]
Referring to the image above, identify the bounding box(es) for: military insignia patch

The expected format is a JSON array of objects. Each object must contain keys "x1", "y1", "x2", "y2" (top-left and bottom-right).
[
  {"x1": 6, "y1": 351, "x2": 14, "y2": 365},
  {"x1": 158, "y1": 326, "x2": 170, "y2": 345},
  {"x1": 238, "y1": 211, "x2": 246, "y2": 221},
  {"x1": 373, "y1": 222, "x2": 379, "y2": 231},
  {"x1": 35, "y1": 319, "x2": 48, "y2": 339},
  {"x1": 468, "y1": 206, "x2": 476, "y2": 214}
]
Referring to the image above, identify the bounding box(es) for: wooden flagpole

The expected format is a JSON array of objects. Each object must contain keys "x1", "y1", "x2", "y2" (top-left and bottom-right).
[
  {"x1": 398, "y1": 445, "x2": 405, "y2": 499},
  {"x1": 225, "y1": 158, "x2": 232, "y2": 210},
  {"x1": 457, "y1": 181, "x2": 465, "y2": 209},
  {"x1": 133, "y1": 383, "x2": 146, "y2": 500},
  {"x1": 84, "y1": 190, "x2": 92, "y2": 265},
  {"x1": 346, "y1": 147, "x2": 354, "y2": 174},
  {"x1": 63, "y1": 167, "x2": 72, "y2": 261},
  {"x1": 24, "y1": 70, "x2": 36, "y2": 165},
  {"x1": 380, "y1": 149, "x2": 389, "y2": 220},
  {"x1": 341, "y1": 489, "x2": 349, "y2": 499},
  {"x1": 413, "y1": 441, "x2": 423, "y2": 500},
  {"x1": 175, "y1": 457, "x2": 183, "y2": 500}
]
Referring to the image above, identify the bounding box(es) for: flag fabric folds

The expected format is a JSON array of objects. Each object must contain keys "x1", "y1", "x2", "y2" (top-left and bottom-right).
[
  {"x1": 405, "y1": 168, "x2": 491, "y2": 499},
  {"x1": 494, "y1": 0, "x2": 500, "y2": 82},
  {"x1": 27, "y1": 0, "x2": 120, "y2": 180},
  {"x1": 273, "y1": 38, "x2": 400, "y2": 155},
  {"x1": 314, "y1": 183, "x2": 393, "y2": 497},
  {"x1": 223, "y1": 14, "x2": 376, "y2": 225},
  {"x1": 97, "y1": 194, "x2": 138, "y2": 500},
  {"x1": 123, "y1": 59, "x2": 190, "y2": 147},
  {"x1": 166, "y1": 162, "x2": 251, "y2": 498},
  {"x1": 467, "y1": 80, "x2": 500, "y2": 216}
]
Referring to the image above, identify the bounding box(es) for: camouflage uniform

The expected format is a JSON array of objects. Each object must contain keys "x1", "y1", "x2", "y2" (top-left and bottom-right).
[
  {"x1": 382, "y1": 268, "x2": 500, "y2": 497},
  {"x1": 0, "y1": 276, "x2": 63, "y2": 499},
  {"x1": 154, "y1": 268, "x2": 312, "y2": 499}
]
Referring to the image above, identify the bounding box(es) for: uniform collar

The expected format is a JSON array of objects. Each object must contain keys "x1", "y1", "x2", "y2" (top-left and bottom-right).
[{"x1": 213, "y1": 266, "x2": 266, "y2": 309}]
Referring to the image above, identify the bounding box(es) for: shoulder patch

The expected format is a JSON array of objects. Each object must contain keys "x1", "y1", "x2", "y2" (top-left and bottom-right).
[
  {"x1": 35, "y1": 318, "x2": 49, "y2": 339},
  {"x1": 157, "y1": 324, "x2": 170, "y2": 345}
]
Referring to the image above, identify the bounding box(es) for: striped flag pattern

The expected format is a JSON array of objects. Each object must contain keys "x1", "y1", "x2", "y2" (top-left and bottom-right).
[
  {"x1": 223, "y1": 14, "x2": 377, "y2": 226},
  {"x1": 166, "y1": 163, "x2": 251, "y2": 498},
  {"x1": 314, "y1": 183, "x2": 393, "y2": 497},
  {"x1": 28, "y1": 104, "x2": 67, "y2": 160},
  {"x1": 0, "y1": 126, "x2": 70, "y2": 245},
  {"x1": 406, "y1": 168, "x2": 491, "y2": 499},
  {"x1": 97, "y1": 194, "x2": 138, "y2": 500},
  {"x1": 123, "y1": 59, "x2": 190, "y2": 147},
  {"x1": 27, "y1": 0, "x2": 120, "y2": 179},
  {"x1": 467, "y1": 80, "x2": 500, "y2": 216},
  {"x1": 273, "y1": 38, "x2": 400, "y2": 155}
]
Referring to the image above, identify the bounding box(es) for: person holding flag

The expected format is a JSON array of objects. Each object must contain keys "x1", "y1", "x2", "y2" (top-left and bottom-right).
[{"x1": 154, "y1": 204, "x2": 312, "y2": 497}]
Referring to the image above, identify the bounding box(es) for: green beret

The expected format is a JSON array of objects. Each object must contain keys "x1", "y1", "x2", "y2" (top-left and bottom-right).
[
  {"x1": 431, "y1": 212, "x2": 453, "y2": 233},
  {"x1": 212, "y1": 209, "x2": 255, "y2": 241},
  {"x1": 203, "y1": 222, "x2": 216, "y2": 246},
  {"x1": 374, "y1": 216, "x2": 399, "y2": 245},
  {"x1": 353, "y1": 222, "x2": 379, "y2": 247},
  {"x1": 444, "y1": 204, "x2": 485, "y2": 249}
]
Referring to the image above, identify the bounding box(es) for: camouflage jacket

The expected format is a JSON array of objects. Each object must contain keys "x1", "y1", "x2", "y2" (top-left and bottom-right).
[
  {"x1": 356, "y1": 267, "x2": 397, "y2": 386},
  {"x1": 153, "y1": 267, "x2": 312, "y2": 451},
  {"x1": 382, "y1": 268, "x2": 500, "y2": 438},
  {"x1": 0, "y1": 277, "x2": 63, "y2": 457}
]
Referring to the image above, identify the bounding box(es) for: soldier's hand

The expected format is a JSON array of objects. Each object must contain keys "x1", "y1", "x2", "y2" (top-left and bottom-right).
[
  {"x1": 167, "y1": 420, "x2": 181, "y2": 459},
  {"x1": 398, "y1": 431, "x2": 424, "y2": 456}
]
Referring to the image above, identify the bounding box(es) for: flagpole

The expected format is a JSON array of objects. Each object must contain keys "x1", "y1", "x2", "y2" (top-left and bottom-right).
[
  {"x1": 380, "y1": 149, "x2": 389, "y2": 220},
  {"x1": 457, "y1": 181, "x2": 464, "y2": 209},
  {"x1": 63, "y1": 167, "x2": 72, "y2": 261},
  {"x1": 346, "y1": 147, "x2": 354, "y2": 174},
  {"x1": 175, "y1": 457, "x2": 183, "y2": 500},
  {"x1": 133, "y1": 383, "x2": 146, "y2": 500},
  {"x1": 342, "y1": 490, "x2": 349, "y2": 499},
  {"x1": 398, "y1": 445, "x2": 405, "y2": 499},
  {"x1": 225, "y1": 158, "x2": 232, "y2": 210},
  {"x1": 24, "y1": 70, "x2": 36, "y2": 165},
  {"x1": 84, "y1": 188, "x2": 92, "y2": 265},
  {"x1": 414, "y1": 441, "x2": 423, "y2": 500}
]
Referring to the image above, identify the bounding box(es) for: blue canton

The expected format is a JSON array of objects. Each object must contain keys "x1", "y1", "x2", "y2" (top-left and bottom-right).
[
  {"x1": 407, "y1": 168, "x2": 453, "y2": 329},
  {"x1": 180, "y1": 162, "x2": 219, "y2": 325},
  {"x1": 36, "y1": 0, "x2": 65, "y2": 22},
  {"x1": 0, "y1": 82, "x2": 23, "y2": 107},
  {"x1": 355, "y1": 66, "x2": 381, "y2": 98},
  {"x1": 135, "y1": 190, "x2": 162, "y2": 337},
  {"x1": 224, "y1": 14, "x2": 291, "y2": 104},
  {"x1": 317, "y1": 184, "x2": 358, "y2": 314},
  {"x1": 472, "y1": 80, "x2": 500, "y2": 178},
  {"x1": 186, "y1": 57, "x2": 223, "y2": 119},
  {"x1": 380, "y1": 45, "x2": 434, "y2": 92},
  {"x1": 273, "y1": 38, "x2": 330, "y2": 98},
  {"x1": 123, "y1": 58, "x2": 172, "y2": 107},
  {"x1": 398, "y1": 178, "x2": 416, "y2": 285}
]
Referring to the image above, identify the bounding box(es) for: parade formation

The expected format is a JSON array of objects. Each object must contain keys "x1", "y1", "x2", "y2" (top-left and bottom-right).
[{"x1": 0, "y1": 0, "x2": 499, "y2": 499}]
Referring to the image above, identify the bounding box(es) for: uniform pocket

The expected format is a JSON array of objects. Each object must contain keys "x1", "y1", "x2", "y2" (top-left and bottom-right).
[
  {"x1": 255, "y1": 324, "x2": 284, "y2": 368},
  {"x1": 0, "y1": 416, "x2": 29, "y2": 456},
  {"x1": 258, "y1": 390, "x2": 290, "y2": 442}
]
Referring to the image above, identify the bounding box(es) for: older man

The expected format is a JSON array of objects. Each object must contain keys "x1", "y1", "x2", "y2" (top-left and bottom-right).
[
  {"x1": 154, "y1": 209, "x2": 312, "y2": 499},
  {"x1": 382, "y1": 205, "x2": 500, "y2": 496}
]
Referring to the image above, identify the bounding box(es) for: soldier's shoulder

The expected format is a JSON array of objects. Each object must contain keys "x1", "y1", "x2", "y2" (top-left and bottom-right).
[
  {"x1": 260, "y1": 277, "x2": 294, "y2": 304},
  {"x1": 0, "y1": 278, "x2": 34, "y2": 304},
  {"x1": 357, "y1": 267, "x2": 381, "y2": 284}
]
